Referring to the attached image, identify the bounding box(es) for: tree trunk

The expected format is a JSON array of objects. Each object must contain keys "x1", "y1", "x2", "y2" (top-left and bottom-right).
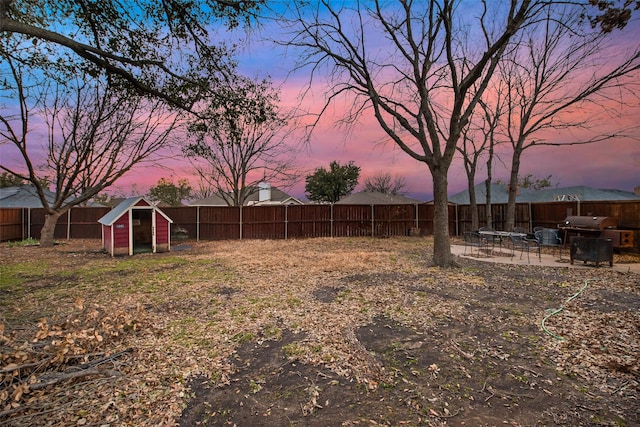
[
  {"x1": 40, "y1": 211, "x2": 64, "y2": 247},
  {"x1": 485, "y1": 178, "x2": 492, "y2": 228},
  {"x1": 505, "y1": 151, "x2": 522, "y2": 232},
  {"x1": 485, "y1": 140, "x2": 495, "y2": 228},
  {"x1": 468, "y1": 174, "x2": 478, "y2": 231},
  {"x1": 431, "y1": 169, "x2": 453, "y2": 267}
]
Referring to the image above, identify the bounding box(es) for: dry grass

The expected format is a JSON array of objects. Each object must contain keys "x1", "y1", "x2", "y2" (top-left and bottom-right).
[{"x1": 1, "y1": 237, "x2": 638, "y2": 426}]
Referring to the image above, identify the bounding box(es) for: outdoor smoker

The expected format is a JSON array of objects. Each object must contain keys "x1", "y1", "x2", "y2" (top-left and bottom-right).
[
  {"x1": 559, "y1": 215, "x2": 634, "y2": 267},
  {"x1": 569, "y1": 236, "x2": 614, "y2": 267},
  {"x1": 559, "y1": 216, "x2": 634, "y2": 249}
]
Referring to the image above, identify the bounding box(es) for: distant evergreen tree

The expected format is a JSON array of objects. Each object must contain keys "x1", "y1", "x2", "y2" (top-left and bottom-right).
[
  {"x1": 148, "y1": 178, "x2": 192, "y2": 206},
  {"x1": 0, "y1": 172, "x2": 25, "y2": 188},
  {"x1": 305, "y1": 161, "x2": 360, "y2": 203}
]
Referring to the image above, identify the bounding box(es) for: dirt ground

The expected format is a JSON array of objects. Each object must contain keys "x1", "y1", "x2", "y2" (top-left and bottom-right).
[
  {"x1": 178, "y1": 252, "x2": 639, "y2": 426},
  {"x1": 1, "y1": 237, "x2": 639, "y2": 426}
]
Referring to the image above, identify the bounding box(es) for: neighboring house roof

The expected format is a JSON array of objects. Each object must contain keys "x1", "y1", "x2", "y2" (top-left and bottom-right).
[
  {"x1": 0, "y1": 185, "x2": 102, "y2": 208},
  {"x1": 245, "y1": 187, "x2": 304, "y2": 206},
  {"x1": 448, "y1": 183, "x2": 522, "y2": 204},
  {"x1": 336, "y1": 191, "x2": 423, "y2": 205},
  {"x1": 0, "y1": 185, "x2": 54, "y2": 208},
  {"x1": 98, "y1": 196, "x2": 173, "y2": 226},
  {"x1": 248, "y1": 196, "x2": 304, "y2": 206},
  {"x1": 105, "y1": 197, "x2": 127, "y2": 207},
  {"x1": 189, "y1": 185, "x2": 303, "y2": 206},
  {"x1": 527, "y1": 186, "x2": 640, "y2": 202},
  {"x1": 189, "y1": 193, "x2": 228, "y2": 206},
  {"x1": 448, "y1": 183, "x2": 640, "y2": 204}
]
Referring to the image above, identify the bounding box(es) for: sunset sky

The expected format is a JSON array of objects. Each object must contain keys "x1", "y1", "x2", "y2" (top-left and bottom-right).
[
  {"x1": 2, "y1": 3, "x2": 639, "y2": 202},
  {"x1": 116, "y1": 7, "x2": 640, "y2": 202}
]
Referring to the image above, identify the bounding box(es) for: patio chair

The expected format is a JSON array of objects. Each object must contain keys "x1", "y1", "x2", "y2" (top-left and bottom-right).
[
  {"x1": 534, "y1": 228, "x2": 563, "y2": 259},
  {"x1": 509, "y1": 234, "x2": 539, "y2": 263},
  {"x1": 479, "y1": 226, "x2": 502, "y2": 251},
  {"x1": 463, "y1": 231, "x2": 490, "y2": 256},
  {"x1": 527, "y1": 234, "x2": 542, "y2": 261}
]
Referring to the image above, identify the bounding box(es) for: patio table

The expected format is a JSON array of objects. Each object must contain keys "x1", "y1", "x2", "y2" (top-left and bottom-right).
[
  {"x1": 478, "y1": 230, "x2": 530, "y2": 256},
  {"x1": 478, "y1": 230, "x2": 526, "y2": 245},
  {"x1": 478, "y1": 230, "x2": 525, "y2": 237}
]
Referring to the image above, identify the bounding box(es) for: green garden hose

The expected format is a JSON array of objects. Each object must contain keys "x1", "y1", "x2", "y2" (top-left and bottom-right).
[{"x1": 542, "y1": 279, "x2": 595, "y2": 341}]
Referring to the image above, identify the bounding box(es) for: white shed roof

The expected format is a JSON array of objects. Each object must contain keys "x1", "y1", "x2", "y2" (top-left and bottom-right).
[{"x1": 98, "y1": 196, "x2": 173, "y2": 226}]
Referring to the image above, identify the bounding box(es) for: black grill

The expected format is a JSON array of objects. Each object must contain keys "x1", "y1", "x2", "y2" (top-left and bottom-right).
[
  {"x1": 559, "y1": 216, "x2": 633, "y2": 248},
  {"x1": 560, "y1": 216, "x2": 616, "y2": 230}
]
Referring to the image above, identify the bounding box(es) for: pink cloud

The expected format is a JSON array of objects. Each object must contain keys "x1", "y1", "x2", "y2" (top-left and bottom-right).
[{"x1": 4, "y1": 16, "x2": 638, "y2": 203}]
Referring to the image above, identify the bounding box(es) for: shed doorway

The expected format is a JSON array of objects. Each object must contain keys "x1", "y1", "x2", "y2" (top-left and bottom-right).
[{"x1": 132, "y1": 209, "x2": 153, "y2": 254}]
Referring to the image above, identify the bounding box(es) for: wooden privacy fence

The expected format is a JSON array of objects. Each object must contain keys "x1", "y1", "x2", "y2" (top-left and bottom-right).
[
  {"x1": 455, "y1": 200, "x2": 640, "y2": 233},
  {"x1": 0, "y1": 207, "x2": 112, "y2": 242},
  {"x1": 1, "y1": 201, "x2": 638, "y2": 248},
  {"x1": 156, "y1": 204, "x2": 443, "y2": 240},
  {"x1": 0, "y1": 204, "x2": 444, "y2": 242}
]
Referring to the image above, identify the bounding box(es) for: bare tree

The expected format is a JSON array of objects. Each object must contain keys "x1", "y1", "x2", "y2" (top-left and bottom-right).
[
  {"x1": 190, "y1": 175, "x2": 219, "y2": 201},
  {"x1": 458, "y1": 83, "x2": 508, "y2": 230},
  {"x1": 480, "y1": 95, "x2": 506, "y2": 229},
  {"x1": 0, "y1": 59, "x2": 180, "y2": 247},
  {"x1": 363, "y1": 172, "x2": 407, "y2": 195},
  {"x1": 184, "y1": 76, "x2": 299, "y2": 206},
  {"x1": 457, "y1": 118, "x2": 486, "y2": 232},
  {"x1": 498, "y1": 6, "x2": 640, "y2": 231},
  {"x1": 285, "y1": 0, "x2": 547, "y2": 266}
]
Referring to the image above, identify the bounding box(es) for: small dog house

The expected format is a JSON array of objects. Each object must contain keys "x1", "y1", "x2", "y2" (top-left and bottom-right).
[{"x1": 98, "y1": 196, "x2": 173, "y2": 256}]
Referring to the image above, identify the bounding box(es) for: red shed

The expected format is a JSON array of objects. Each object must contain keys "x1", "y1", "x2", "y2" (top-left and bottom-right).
[{"x1": 98, "y1": 197, "x2": 173, "y2": 256}]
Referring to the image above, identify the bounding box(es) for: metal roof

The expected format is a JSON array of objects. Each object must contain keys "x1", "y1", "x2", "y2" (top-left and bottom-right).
[
  {"x1": 98, "y1": 196, "x2": 173, "y2": 226},
  {"x1": 0, "y1": 185, "x2": 103, "y2": 208},
  {"x1": 0, "y1": 185, "x2": 59, "y2": 208},
  {"x1": 448, "y1": 184, "x2": 640, "y2": 204}
]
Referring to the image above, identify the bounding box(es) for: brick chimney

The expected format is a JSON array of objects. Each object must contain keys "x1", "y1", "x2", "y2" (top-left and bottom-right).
[{"x1": 634, "y1": 186, "x2": 640, "y2": 196}]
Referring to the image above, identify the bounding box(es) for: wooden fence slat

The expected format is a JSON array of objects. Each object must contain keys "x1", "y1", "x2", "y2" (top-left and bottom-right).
[
  {"x1": 2, "y1": 201, "x2": 638, "y2": 250},
  {"x1": 0, "y1": 208, "x2": 23, "y2": 241}
]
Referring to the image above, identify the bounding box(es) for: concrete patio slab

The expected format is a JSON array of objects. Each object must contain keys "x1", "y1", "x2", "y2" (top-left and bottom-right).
[{"x1": 451, "y1": 244, "x2": 640, "y2": 274}]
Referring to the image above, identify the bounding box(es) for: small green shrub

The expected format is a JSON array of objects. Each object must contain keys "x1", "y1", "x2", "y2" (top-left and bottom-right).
[
  {"x1": 7, "y1": 238, "x2": 39, "y2": 247},
  {"x1": 282, "y1": 343, "x2": 306, "y2": 358}
]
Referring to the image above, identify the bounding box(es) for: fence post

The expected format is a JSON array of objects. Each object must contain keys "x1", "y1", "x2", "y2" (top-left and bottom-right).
[
  {"x1": 239, "y1": 205, "x2": 243, "y2": 240},
  {"x1": 371, "y1": 205, "x2": 375, "y2": 237},
  {"x1": 454, "y1": 204, "x2": 459, "y2": 236},
  {"x1": 22, "y1": 208, "x2": 26, "y2": 240},
  {"x1": 196, "y1": 206, "x2": 200, "y2": 242},
  {"x1": 284, "y1": 205, "x2": 288, "y2": 240},
  {"x1": 330, "y1": 204, "x2": 334, "y2": 238},
  {"x1": 67, "y1": 208, "x2": 72, "y2": 240}
]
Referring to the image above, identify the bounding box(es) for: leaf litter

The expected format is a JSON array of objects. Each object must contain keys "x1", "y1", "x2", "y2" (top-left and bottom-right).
[{"x1": 0, "y1": 237, "x2": 638, "y2": 426}]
